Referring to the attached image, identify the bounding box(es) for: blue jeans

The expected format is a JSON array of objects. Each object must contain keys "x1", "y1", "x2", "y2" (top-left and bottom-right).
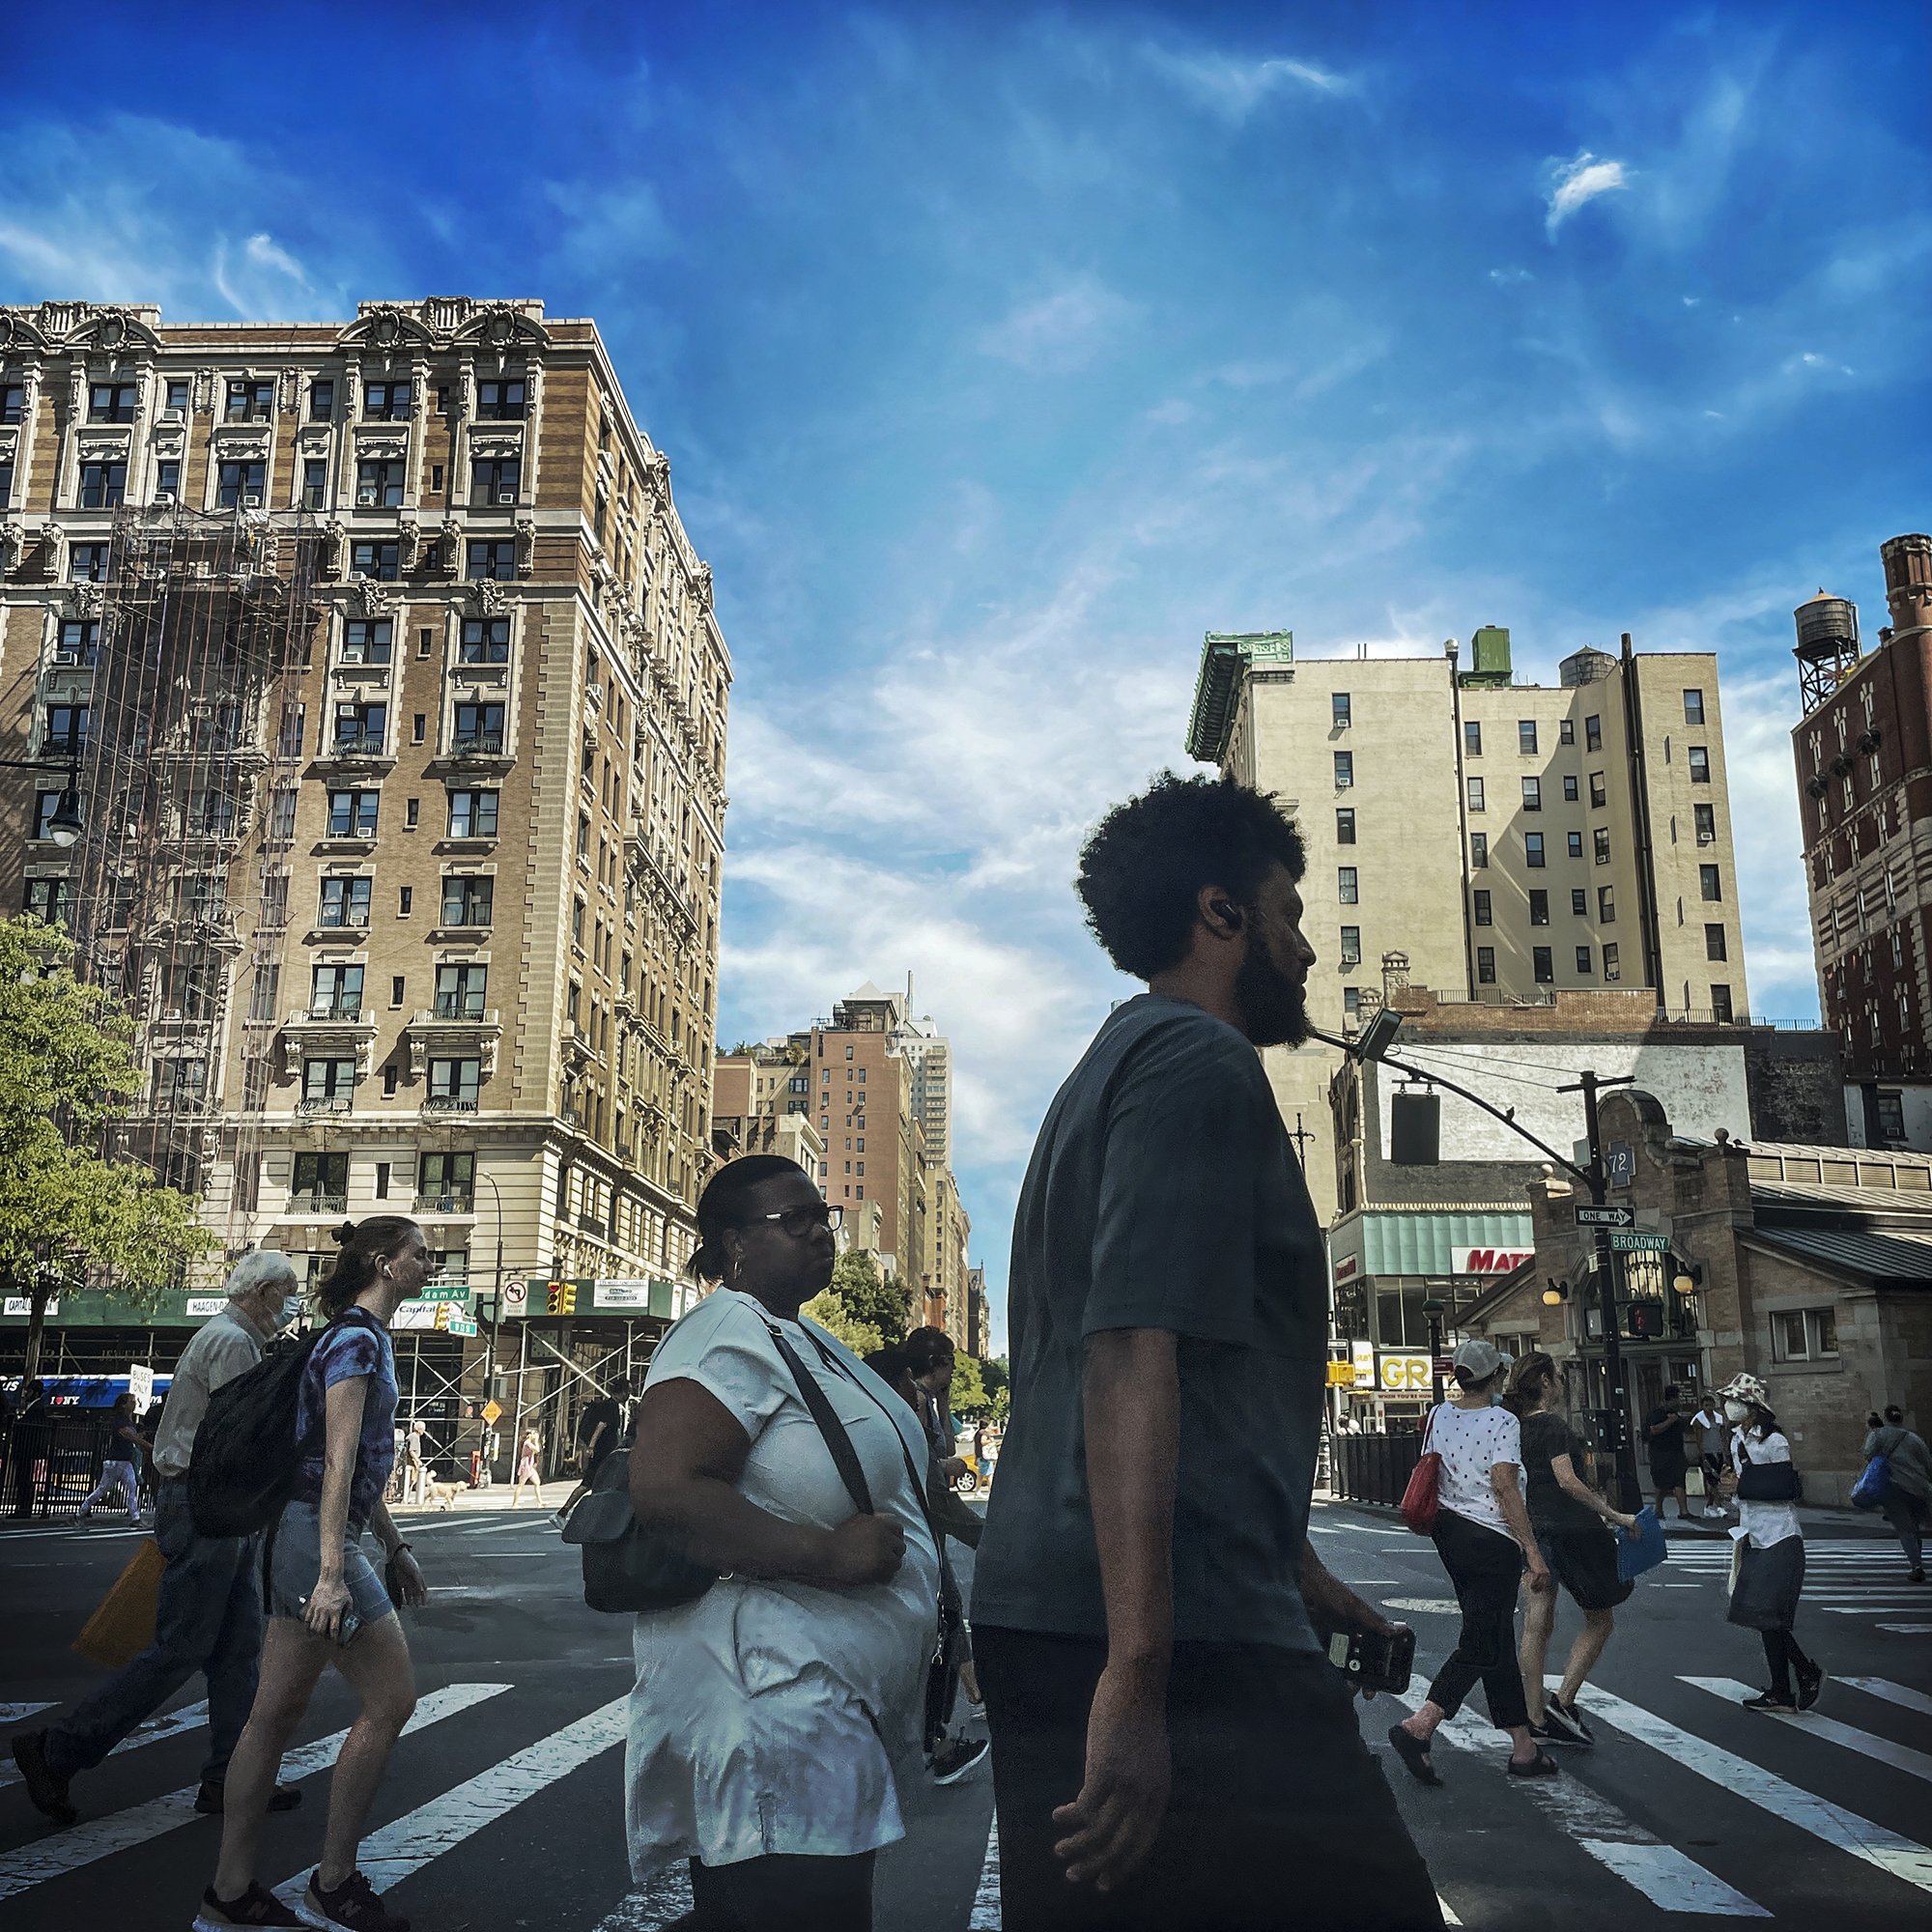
[{"x1": 45, "y1": 1480, "x2": 265, "y2": 1785}]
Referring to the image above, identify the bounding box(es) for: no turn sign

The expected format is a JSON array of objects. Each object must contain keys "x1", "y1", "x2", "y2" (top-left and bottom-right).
[{"x1": 504, "y1": 1279, "x2": 528, "y2": 1310}]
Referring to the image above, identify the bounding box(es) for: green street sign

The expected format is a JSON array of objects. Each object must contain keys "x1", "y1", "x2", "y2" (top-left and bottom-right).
[{"x1": 1609, "y1": 1233, "x2": 1670, "y2": 1253}]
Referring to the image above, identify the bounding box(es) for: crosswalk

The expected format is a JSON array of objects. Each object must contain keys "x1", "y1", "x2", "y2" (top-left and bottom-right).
[{"x1": 1662, "y1": 1538, "x2": 1932, "y2": 1633}]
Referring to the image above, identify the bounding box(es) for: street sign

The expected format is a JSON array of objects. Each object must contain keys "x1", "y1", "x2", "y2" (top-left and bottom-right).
[
  {"x1": 1607, "y1": 1142, "x2": 1636, "y2": 1188},
  {"x1": 1610, "y1": 1232, "x2": 1670, "y2": 1253},
  {"x1": 445, "y1": 1315, "x2": 478, "y2": 1337},
  {"x1": 481, "y1": 1399, "x2": 503, "y2": 1425},
  {"x1": 1575, "y1": 1205, "x2": 1634, "y2": 1229},
  {"x1": 504, "y1": 1279, "x2": 528, "y2": 1309},
  {"x1": 128, "y1": 1364, "x2": 154, "y2": 1410}
]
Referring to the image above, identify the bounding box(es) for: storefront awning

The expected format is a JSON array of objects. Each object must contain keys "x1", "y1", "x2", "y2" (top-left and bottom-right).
[{"x1": 1335, "y1": 1208, "x2": 1535, "y2": 1279}]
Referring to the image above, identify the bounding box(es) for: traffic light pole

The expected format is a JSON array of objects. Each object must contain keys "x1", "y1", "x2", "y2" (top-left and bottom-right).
[{"x1": 1560, "y1": 1069, "x2": 1640, "y2": 1512}]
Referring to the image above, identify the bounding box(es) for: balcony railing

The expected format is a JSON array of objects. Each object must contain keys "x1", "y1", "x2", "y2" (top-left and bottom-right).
[
  {"x1": 298, "y1": 1094, "x2": 355, "y2": 1116},
  {"x1": 294, "y1": 1000, "x2": 366, "y2": 1022},
  {"x1": 423, "y1": 1094, "x2": 480, "y2": 1112},
  {"x1": 287, "y1": 1190, "x2": 349, "y2": 1214},
  {"x1": 328, "y1": 734, "x2": 387, "y2": 756},
  {"x1": 425, "y1": 1001, "x2": 495, "y2": 1024},
  {"x1": 450, "y1": 733, "x2": 505, "y2": 756},
  {"x1": 414, "y1": 1192, "x2": 475, "y2": 1214}
]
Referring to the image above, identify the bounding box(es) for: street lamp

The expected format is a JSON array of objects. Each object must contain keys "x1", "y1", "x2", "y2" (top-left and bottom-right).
[{"x1": 0, "y1": 757, "x2": 87, "y2": 847}]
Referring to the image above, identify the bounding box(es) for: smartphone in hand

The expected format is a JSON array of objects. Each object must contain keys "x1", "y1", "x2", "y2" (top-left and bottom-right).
[{"x1": 1327, "y1": 1626, "x2": 1415, "y2": 1695}]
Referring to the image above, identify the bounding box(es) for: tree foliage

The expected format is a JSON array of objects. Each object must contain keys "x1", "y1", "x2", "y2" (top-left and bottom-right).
[
  {"x1": 0, "y1": 918, "x2": 217, "y2": 1378},
  {"x1": 980, "y1": 1355, "x2": 1010, "y2": 1424},
  {"x1": 800, "y1": 1289, "x2": 884, "y2": 1358},
  {"x1": 948, "y1": 1353, "x2": 991, "y2": 1418},
  {"x1": 825, "y1": 1249, "x2": 911, "y2": 1346}
]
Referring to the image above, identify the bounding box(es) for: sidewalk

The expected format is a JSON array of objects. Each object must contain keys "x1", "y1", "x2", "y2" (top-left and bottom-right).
[
  {"x1": 1315, "y1": 1488, "x2": 1891, "y2": 1538},
  {"x1": 388, "y1": 1478, "x2": 579, "y2": 1517}
]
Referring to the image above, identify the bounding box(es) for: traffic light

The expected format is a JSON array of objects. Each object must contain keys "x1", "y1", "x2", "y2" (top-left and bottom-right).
[
  {"x1": 1625, "y1": 1300, "x2": 1664, "y2": 1340},
  {"x1": 546, "y1": 1280, "x2": 577, "y2": 1316},
  {"x1": 434, "y1": 1302, "x2": 451, "y2": 1332}
]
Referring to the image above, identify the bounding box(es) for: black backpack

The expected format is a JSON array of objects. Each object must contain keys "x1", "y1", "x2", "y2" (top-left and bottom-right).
[{"x1": 187, "y1": 1310, "x2": 376, "y2": 1538}]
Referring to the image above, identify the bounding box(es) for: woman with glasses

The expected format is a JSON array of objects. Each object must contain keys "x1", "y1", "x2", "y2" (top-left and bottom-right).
[{"x1": 625, "y1": 1155, "x2": 940, "y2": 1932}]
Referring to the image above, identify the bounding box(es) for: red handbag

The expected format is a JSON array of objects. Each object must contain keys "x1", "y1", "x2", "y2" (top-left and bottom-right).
[{"x1": 1400, "y1": 1406, "x2": 1442, "y2": 1536}]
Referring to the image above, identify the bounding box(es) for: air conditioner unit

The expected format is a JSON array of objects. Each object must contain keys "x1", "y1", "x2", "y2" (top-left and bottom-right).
[
  {"x1": 159, "y1": 407, "x2": 183, "y2": 423},
  {"x1": 242, "y1": 493, "x2": 262, "y2": 508},
  {"x1": 156, "y1": 488, "x2": 176, "y2": 503},
  {"x1": 51, "y1": 650, "x2": 80, "y2": 667},
  {"x1": 496, "y1": 491, "x2": 516, "y2": 506},
  {"x1": 351, "y1": 570, "x2": 368, "y2": 582},
  {"x1": 356, "y1": 488, "x2": 378, "y2": 506}
]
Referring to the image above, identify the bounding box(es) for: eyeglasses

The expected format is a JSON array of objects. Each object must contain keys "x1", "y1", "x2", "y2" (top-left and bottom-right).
[{"x1": 744, "y1": 1202, "x2": 843, "y2": 1236}]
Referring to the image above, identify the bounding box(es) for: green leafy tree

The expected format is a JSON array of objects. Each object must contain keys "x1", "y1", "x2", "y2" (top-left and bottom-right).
[
  {"x1": 0, "y1": 918, "x2": 217, "y2": 1383},
  {"x1": 948, "y1": 1353, "x2": 991, "y2": 1419},
  {"x1": 981, "y1": 1355, "x2": 1010, "y2": 1425},
  {"x1": 799, "y1": 1289, "x2": 884, "y2": 1358},
  {"x1": 825, "y1": 1250, "x2": 911, "y2": 1346}
]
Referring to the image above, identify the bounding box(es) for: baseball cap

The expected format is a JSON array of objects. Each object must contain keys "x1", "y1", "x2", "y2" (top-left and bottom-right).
[{"x1": 1451, "y1": 1337, "x2": 1511, "y2": 1383}]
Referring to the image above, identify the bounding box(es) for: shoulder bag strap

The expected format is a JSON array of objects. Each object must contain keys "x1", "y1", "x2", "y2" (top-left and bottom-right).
[{"x1": 761, "y1": 1321, "x2": 874, "y2": 1517}]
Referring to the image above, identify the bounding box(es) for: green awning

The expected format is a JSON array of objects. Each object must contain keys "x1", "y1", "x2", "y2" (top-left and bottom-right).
[{"x1": 1351, "y1": 1208, "x2": 1534, "y2": 1278}]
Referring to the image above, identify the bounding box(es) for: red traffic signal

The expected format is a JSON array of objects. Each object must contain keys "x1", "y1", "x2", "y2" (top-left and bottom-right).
[{"x1": 1625, "y1": 1300, "x2": 1664, "y2": 1340}]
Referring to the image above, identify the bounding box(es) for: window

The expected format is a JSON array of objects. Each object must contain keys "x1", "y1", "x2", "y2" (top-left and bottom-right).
[
  {"x1": 342, "y1": 617, "x2": 392, "y2": 664},
  {"x1": 22, "y1": 877, "x2": 71, "y2": 924},
  {"x1": 1476, "y1": 946, "x2": 1496, "y2": 984},
  {"x1": 1562, "y1": 774, "x2": 1579, "y2": 802},
  {"x1": 309, "y1": 378, "x2": 335, "y2": 420},
  {"x1": 78, "y1": 459, "x2": 127, "y2": 508},
  {"x1": 412, "y1": 713, "x2": 426, "y2": 745},
  {"x1": 1521, "y1": 777, "x2": 1542, "y2": 811},
  {"x1": 419, "y1": 1151, "x2": 475, "y2": 1209},
  {"x1": 1464, "y1": 720, "x2": 1482, "y2": 755},
  {"x1": 477, "y1": 377, "x2": 526, "y2": 419},
  {"x1": 1594, "y1": 828, "x2": 1611, "y2": 865},
  {"x1": 440, "y1": 874, "x2": 495, "y2": 925},
  {"x1": 1339, "y1": 925, "x2": 1361, "y2": 966},
  {"x1": 158, "y1": 378, "x2": 188, "y2": 413},
  {"x1": 1567, "y1": 831, "x2": 1583, "y2": 859},
  {"x1": 1571, "y1": 888, "x2": 1588, "y2": 915},
  {"x1": 427, "y1": 1058, "x2": 482, "y2": 1105},
  {"x1": 69, "y1": 543, "x2": 109, "y2": 582},
  {"x1": 1576, "y1": 946, "x2": 1593, "y2": 974},
  {"x1": 332, "y1": 700, "x2": 386, "y2": 753},
  {"x1": 1693, "y1": 802, "x2": 1716, "y2": 844},
  {"x1": 1877, "y1": 1092, "x2": 1907, "y2": 1142},
  {"x1": 1588, "y1": 772, "x2": 1607, "y2": 810},
  {"x1": 1599, "y1": 885, "x2": 1614, "y2": 922},
  {"x1": 1, "y1": 383, "x2": 25, "y2": 423},
  {"x1": 1710, "y1": 983, "x2": 1734, "y2": 1023},
  {"x1": 225, "y1": 378, "x2": 275, "y2": 421},
  {"x1": 216, "y1": 460, "x2": 266, "y2": 508},
  {"x1": 299, "y1": 1057, "x2": 356, "y2": 1104},
  {"x1": 1331, "y1": 692, "x2": 1352, "y2": 728},
  {"x1": 1518, "y1": 720, "x2": 1538, "y2": 754},
  {"x1": 467, "y1": 539, "x2": 516, "y2": 581},
  {"x1": 355, "y1": 458, "x2": 406, "y2": 508},
  {"x1": 302, "y1": 460, "x2": 327, "y2": 510},
  {"x1": 447, "y1": 788, "x2": 499, "y2": 838},
  {"x1": 351, "y1": 540, "x2": 400, "y2": 582},
  {"x1": 1585, "y1": 714, "x2": 1603, "y2": 752},
  {"x1": 471, "y1": 457, "x2": 520, "y2": 506},
  {"x1": 1603, "y1": 942, "x2": 1620, "y2": 982},
  {"x1": 43, "y1": 704, "x2": 89, "y2": 757},
  {"x1": 1533, "y1": 946, "x2": 1553, "y2": 983},
  {"x1": 57, "y1": 619, "x2": 99, "y2": 666},
  {"x1": 1338, "y1": 867, "x2": 1358, "y2": 904},
  {"x1": 89, "y1": 382, "x2": 137, "y2": 423},
  {"x1": 460, "y1": 616, "x2": 510, "y2": 664},
  {"x1": 1466, "y1": 777, "x2": 1485, "y2": 812},
  {"x1": 0, "y1": 455, "x2": 13, "y2": 501},
  {"x1": 1559, "y1": 719, "x2": 1575, "y2": 746},
  {"x1": 452, "y1": 702, "x2": 505, "y2": 753},
  {"x1": 1524, "y1": 832, "x2": 1545, "y2": 867},
  {"x1": 1343, "y1": 987, "x2": 1361, "y2": 1021},
  {"x1": 1335, "y1": 808, "x2": 1356, "y2": 845},
  {"x1": 1528, "y1": 889, "x2": 1548, "y2": 925},
  {"x1": 31, "y1": 791, "x2": 67, "y2": 839},
  {"x1": 1684, "y1": 689, "x2": 1706, "y2": 725},
  {"x1": 1688, "y1": 746, "x2": 1711, "y2": 783},
  {"x1": 318, "y1": 875, "x2": 372, "y2": 928},
  {"x1": 310, "y1": 962, "x2": 364, "y2": 1016},
  {"x1": 327, "y1": 790, "x2": 379, "y2": 838},
  {"x1": 1699, "y1": 864, "x2": 1721, "y2": 902},
  {"x1": 1469, "y1": 832, "x2": 1489, "y2": 868},
  {"x1": 363, "y1": 380, "x2": 412, "y2": 421},
  {"x1": 389, "y1": 974, "x2": 406, "y2": 1008},
  {"x1": 1770, "y1": 1308, "x2": 1837, "y2": 1362},
  {"x1": 436, "y1": 963, "x2": 489, "y2": 1018},
  {"x1": 1705, "y1": 923, "x2": 1728, "y2": 962},
  {"x1": 1333, "y1": 751, "x2": 1353, "y2": 789},
  {"x1": 1472, "y1": 889, "x2": 1492, "y2": 925}
]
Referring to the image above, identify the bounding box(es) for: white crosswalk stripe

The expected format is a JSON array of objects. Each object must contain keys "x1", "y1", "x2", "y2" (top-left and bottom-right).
[
  {"x1": 1662, "y1": 1541, "x2": 1928, "y2": 1627},
  {"x1": 1680, "y1": 1678, "x2": 1932, "y2": 1784},
  {"x1": 1840, "y1": 1677, "x2": 1932, "y2": 1718},
  {"x1": 0, "y1": 1698, "x2": 209, "y2": 1789},
  {"x1": 0, "y1": 1702, "x2": 55, "y2": 1724}
]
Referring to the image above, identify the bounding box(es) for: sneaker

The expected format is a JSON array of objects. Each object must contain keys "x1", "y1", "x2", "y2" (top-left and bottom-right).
[
  {"x1": 1506, "y1": 1747, "x2": 1561, "y2": 1777},
  {"x1": 1742, "y1": 1690, "x2": 1798, "y2": 1713},
  {"x1": 305, "y1": 1869, "x2": 412, "y2": 1932},
  {"x1": 1525, "y1": 1718, "x2": 1562, "y2": 1744},
  {"x1": 194, "y1": 1780, "x2": 304, "y2": 1815},
  {"x1": 1796, "y1": 1663, "x2": 1826, "y2": 1712},
  {"x1": 1909, "y1": 1567, "x2": 1926, "y2": 1584},
  {"x1": 929, "y1": 1735, "x2": 990, "y2": 1785},
  {"x1": 190, "y1": 1882, "x2": 305, "y2": 1930},
  {"x1": 1543, "y1": 1695, "x2": 1595, "y2": 1747},
  {"x1": 10, "y1": 1729, "x2": 76, "y2": 1827},
  {"x1": 1386, "y1": 1721, "x2": 1441, "y2": 1787}
]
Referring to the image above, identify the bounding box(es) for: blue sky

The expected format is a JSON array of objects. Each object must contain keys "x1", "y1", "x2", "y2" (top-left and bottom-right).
[{"x1": 4, "y1": 2, "x2": 1928, "y2": 1347}]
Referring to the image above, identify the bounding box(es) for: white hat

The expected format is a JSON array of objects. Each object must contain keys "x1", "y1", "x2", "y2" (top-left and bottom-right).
[{"x1": 1451, "y1": 1337, "x2": 1511, "y2": 1383}]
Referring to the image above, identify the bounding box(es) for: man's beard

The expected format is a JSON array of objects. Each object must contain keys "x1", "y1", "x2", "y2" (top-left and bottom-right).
[{"x1": 1236, "y1": 945, "x2": 1310, "y2": 1048}]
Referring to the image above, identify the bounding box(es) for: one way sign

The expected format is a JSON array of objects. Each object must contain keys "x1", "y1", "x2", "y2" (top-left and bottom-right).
[{"x1": 1575, "y1": 1204, "x2": 1635, "y2": 1229}]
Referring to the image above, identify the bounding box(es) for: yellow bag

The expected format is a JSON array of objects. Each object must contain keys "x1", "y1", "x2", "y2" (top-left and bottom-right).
[{"x1": 71, "y1": 1538, "x2": 165, "y2": 1670}]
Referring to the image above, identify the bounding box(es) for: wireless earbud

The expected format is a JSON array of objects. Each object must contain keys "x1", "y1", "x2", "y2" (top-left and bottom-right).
[{"x1": 1212, "y1": 899, "x2": 1243, "y2": 928}]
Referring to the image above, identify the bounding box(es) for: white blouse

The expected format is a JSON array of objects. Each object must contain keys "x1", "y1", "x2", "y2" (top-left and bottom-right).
[
  {"x1": 1429, "y1": 1401, "x2": 1524, "y2": 1543},
  {"x1": 1732, "y1": 1427, "x2": 1802, "y2": 1552},
  {"x1": 624, "y1": 1290, "x2": 941, "y2": 1883}
]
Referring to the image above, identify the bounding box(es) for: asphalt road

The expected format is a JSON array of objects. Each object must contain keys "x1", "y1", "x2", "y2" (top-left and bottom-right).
[{"x1": 2, "y1": 1497, "x2": 1928, "y2": 1928}]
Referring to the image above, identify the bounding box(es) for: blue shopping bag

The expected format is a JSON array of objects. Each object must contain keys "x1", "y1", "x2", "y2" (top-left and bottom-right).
[
  {"x1": 1850, "y1": 1454, "x2": 1891, "y2": 1511},
  {"x1": 1616, "y1": 1504, "x2": 1668, "y2": 1582}
]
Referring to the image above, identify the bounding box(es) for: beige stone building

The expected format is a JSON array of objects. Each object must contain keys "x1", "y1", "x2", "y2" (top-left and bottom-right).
[
  {"x1": 1187, "y1": 626, "x2": 1750, "y2": 1221},
  {"x1": 0, "y1": 298, "x2": 728, "y2": 1463}
]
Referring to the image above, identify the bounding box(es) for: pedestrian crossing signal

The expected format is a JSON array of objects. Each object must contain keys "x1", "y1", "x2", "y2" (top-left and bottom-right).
[
  {"x1": 546, "y1": 1280, "x2": 576, "y2": 1315},
  {"x1": 1625, "y1": 1300, "x2": 1664, "y2": 1339}
]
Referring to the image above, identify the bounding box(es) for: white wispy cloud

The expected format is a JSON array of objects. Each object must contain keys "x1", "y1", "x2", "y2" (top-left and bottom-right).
[
  {"x1": 1545, "y1": 151, "x2": 1631, "y2": 235},
  {"x1": 1140, "y1": 43, "x2": 1356, "y2": 122},
  {"x1": 977, "y1": 274, "x2": 1137, "y2": 373}
]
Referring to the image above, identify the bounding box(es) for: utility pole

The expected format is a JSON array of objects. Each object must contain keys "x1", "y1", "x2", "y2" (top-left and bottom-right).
[{"x1": 1559, "y1": 1069, "x2": 1638, "y2": 1511}]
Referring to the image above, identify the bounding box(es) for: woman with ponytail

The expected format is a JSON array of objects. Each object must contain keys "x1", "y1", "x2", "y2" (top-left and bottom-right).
[
  {"x1": 624, "y1": 1155, "x2": 940, "y2": 1931},
  {"x1": 196, "y1": 1218, "x2": 434, "y2": 1932}
]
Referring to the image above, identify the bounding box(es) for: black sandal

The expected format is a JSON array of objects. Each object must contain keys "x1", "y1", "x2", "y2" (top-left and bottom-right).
[{"x1": 1387, "y1": 1722, "x2": 1441, "y2": 1786}]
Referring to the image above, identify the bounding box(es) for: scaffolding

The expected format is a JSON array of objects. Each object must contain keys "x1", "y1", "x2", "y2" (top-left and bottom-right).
[{"x1": 65, "y1": 501, "x2": 319, "y2": 1243}]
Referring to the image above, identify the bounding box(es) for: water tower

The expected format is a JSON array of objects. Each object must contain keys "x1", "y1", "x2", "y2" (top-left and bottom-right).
[{"x1": 1793, "y1": 588, "x2": 1860, "y2": 713}]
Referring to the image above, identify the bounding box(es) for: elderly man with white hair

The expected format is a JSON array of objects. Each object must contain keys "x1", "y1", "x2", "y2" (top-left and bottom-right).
[{"x1": 12, "y1": 1250, "x2": 311, "y2": 1828}]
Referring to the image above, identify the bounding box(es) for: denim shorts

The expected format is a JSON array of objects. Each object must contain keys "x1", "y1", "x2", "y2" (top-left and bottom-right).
[{"x1": 267, "y1": 1498, "x2": 395, "y2": 1635}]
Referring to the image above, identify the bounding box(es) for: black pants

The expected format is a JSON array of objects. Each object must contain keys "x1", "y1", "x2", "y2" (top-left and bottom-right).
[
  {"x1": 979, "y1": 1625, "x2": 1440, "y2": 1932},
  {"x1": 685, "y1": 1852, "x2": 874, "y2": 1931},
  {"x1": 1428, "y1": 1510, "x2": 1529, "y2": 1731},
  {"x1": 1760, "y1": 1629, "x2": 1816, "y2": 1701}
]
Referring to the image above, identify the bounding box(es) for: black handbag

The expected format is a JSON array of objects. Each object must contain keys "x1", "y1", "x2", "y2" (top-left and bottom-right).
[
  {"x1": 563, "y1": 1444, "x2": 719, "y2": 1613},
  {"x1": 1735, "y1": 1459, "x2": 1803, "y2": 1503}
]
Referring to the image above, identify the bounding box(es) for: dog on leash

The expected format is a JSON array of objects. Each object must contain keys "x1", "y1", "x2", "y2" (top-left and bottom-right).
[{"x1": 423, "y1": 1479, "x2": 465, "y2": 1510}]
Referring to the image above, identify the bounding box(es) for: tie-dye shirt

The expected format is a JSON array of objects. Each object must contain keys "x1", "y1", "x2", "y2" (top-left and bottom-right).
[{"x1": 293, "y1": 1312, "x2": 398, "y2": 1532}]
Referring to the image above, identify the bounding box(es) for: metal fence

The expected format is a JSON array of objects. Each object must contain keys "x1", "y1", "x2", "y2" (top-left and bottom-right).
[
  {"x1": 2, "y1": 1412, "x2": 126, "y2": 1520},
  {"x1": 1330, "y1": 1430, "x2": 1425, "y2": 1509}
]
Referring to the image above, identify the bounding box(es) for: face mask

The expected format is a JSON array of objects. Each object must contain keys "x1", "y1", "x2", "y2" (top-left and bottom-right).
[{"x1": 1723, "y1": 1400, "x2": 1750, "y2": 1424}]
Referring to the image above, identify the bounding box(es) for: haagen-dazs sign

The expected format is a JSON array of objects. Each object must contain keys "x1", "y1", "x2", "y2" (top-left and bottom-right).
[{"x1": 1452, "y1": 1245, "x2": 1534, "y2": 1275}]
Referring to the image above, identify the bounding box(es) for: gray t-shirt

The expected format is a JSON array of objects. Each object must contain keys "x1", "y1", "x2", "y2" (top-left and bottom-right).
[{"x1": 972, "y1": 994, "x2": 1325, "y2": 1652}]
